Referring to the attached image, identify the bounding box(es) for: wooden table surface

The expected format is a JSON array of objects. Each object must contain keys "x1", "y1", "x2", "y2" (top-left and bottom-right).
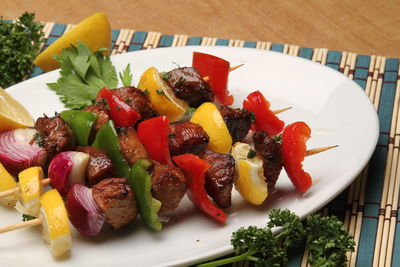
[{"x1": 2, "y1": 0, "x2": 399, "y2": 57}]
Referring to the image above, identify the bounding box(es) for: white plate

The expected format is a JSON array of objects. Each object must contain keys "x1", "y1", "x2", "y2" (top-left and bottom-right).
[{"x1": 1, "y1": 46, "x2": 378, "y2": 267}]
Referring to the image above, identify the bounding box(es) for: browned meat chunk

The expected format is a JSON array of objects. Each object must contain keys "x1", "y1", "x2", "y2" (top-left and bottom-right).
[
  {"x1": 118, "y1": 127, "x2": 150, "y2": 165},
  {"x1": 83, "y1": 101, "x2": 110, "y2": 133},
  {"x1": 76, "y1": 146, "x2": 115, "y2": 186},
  {"x1": 164, "y1": 67, "x2": 214, "y2": 107},
  {"x1": 253, "y1": 131, "x2": 283, "y2": 189},
  {"x1": 203, "y1": 150, "x2": 235, "y2": 208},
  {"x1": 219, "y1": 106, "x2": 253, "y2": 143},
  {"x1": 151, "y1": 164, "x2": 186, "y2": 213},
  {"x1": 113, "y1": 86, "x2": 159, "y2": 123},
  {"x1": 168, "y1": 122, "x2": 209, "y2": 156},
  {"x1": 34, "y1": 114, "x2": 76, "y2": 159},
  {"x1": 92, "y1": 178, "x2": 137, "y2": 230}
]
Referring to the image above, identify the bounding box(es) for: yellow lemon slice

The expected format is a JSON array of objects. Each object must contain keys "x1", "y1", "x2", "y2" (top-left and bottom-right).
[
  {"x1": 0, "y1": 163, "x2": 18, "y2": 207},
  {"x1": 0, "y1": 87, "x2": 34, "y2": 131},
  {"x1": 33, "y1": 12, "x2": 111, "y2": 72},
  {"x1": 40, "y1": 189, "x2": 71, "y2": 258},
  {"x1": 138, "y1": 67, "x2": 188, "y2": 121},
  {"x1": 190, "y1": 102, "x2": 232, "y2": 154},
  {"x1": 231, "y1": 142, "x2": 268, "y2": 205}
]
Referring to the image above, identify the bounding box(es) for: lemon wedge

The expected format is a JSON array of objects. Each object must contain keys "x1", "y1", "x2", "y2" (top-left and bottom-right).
[
  {"x1": 33, "y1": 12, "x2": 111, "y2": 72},
  {"x1": 138, "y1": 67, "x2": 188, "y2": 121},
  {"x1": 190, "y1": 102, "x2": 232, "y2": 154},
  {"x1": 0, "y1": 87, "x2": 34, "y2": 131},
  {"x1": 231, "y1": 142, "x2": 268, "y2": 205},
  {"x1": 0, "y1": 163, "x2": 18, "y2": 207}
]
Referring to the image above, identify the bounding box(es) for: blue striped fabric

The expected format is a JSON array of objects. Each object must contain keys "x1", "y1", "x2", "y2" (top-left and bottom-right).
[{"x1": 17, "y1": 23, "x2": 400, "y2": 266}]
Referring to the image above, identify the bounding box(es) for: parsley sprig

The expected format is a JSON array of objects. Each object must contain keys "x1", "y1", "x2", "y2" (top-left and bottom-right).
[
  {"x1": 0, "y1": 12, "x2": 44, "y2": 88},
  {"x1": 47, "y1": 41, "x2": 133, "y2": 109},
  {"x1": 198, "y1": 209, "x2": 354, "y2": 267}
]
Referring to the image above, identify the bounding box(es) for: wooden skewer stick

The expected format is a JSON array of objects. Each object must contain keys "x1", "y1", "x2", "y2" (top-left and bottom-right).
[
  {"x1": 203, "y1": 64, "x2": 244, "y2": 82},
  {"x1": 0, "y1": 218, "x2": 42, "y2": 234},
  {"x1": 0, "y1": 178, "x2": 51, "y2": 199},
  {"x1": 273, "y1": 107, "x2": 292, "y2": 115},
  {"x1": 305, "y1": 145, "x2": 338, "y2": 157}
]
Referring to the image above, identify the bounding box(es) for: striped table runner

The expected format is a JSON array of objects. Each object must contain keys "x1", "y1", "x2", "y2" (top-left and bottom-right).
[{"x1": 28, "y1": 22, "x2": 400, "y2": 267}]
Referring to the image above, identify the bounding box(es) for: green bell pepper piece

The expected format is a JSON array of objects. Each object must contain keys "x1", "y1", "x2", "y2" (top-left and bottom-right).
[
  {"x1": 128, "y1": 159, "x2": 162, "y2": 231},
  {"x1": 60, "y1": 110, "x2": 97, "y2": 146},
  {"x1": 92, "y1": 120, "x2": 130, "y2": 178}
]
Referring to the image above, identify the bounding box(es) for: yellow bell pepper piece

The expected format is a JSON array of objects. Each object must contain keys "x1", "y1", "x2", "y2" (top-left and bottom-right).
[
  {"x1": 16, "y1": 166, "x2": 44, "y2": 217},
  {"x1": 190, "y1": 102, "x2": 232, "y2": 154},
  {"x1": 138, "y1": 67, "x2": 188, "y2": 121},
  {"x1": 40, "y1": 189, "x2": 71, "y2": 258},
  {"x1": 0, "y1": 163, "x2": 18, "y2": 207},
  {"x1": 231, "y1": 142, "x2": 268, "y2": 205}
]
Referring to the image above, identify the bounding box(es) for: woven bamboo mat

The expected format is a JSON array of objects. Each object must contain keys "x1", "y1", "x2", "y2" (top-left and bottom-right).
[{"x1": 27, "y1": 23, "x2": 400, "y2": 267}]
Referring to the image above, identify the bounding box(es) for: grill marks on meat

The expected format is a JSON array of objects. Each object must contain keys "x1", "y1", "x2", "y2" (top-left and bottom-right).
[
  {"x1": 151, "y1": 164, "x2": 187, "y2": 213},
  {"x1": 118, "y1": 127, "x2": 150, "y2": 165},
  {"x1": 253, "y1": 131, "x2": 283, "y2": 189},
  {"x1": 164, "y1": 67, "x2": 214, "y2": 107},
  {"x1": 113, "y1": 86, "x2": 159, "y2": 123},
  {"x1": 92, "y1": 178, "x2": 137, "y2": 230},
  {"x1": 76, "y1": 146, "x2": 115, "y2": 186},
  {"x1": 168, "y1": 122, "x2": 209, "y2": 156},
  {"x1": 34, "y1": 114, "x2": 76, "y2": 159},
  {"x1": 219, "y1": 106, "x2": 253, "y2": 143},
  {"x1": 203, "y1": 150, "x2": 235, "y2": 208}
]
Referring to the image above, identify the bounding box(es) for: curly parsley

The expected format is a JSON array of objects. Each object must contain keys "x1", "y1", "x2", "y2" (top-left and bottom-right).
[{"x1": 0, "y1": 12, "x2": 44, "y2": 88}]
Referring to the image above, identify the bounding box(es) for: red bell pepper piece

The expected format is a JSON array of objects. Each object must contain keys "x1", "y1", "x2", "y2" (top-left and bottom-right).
[
  {"x1": 137, "y1": 116, "x2": 172, "y2": 165},
  {"x1": 192, "y1": 52, "x2": 233, "y2": 105},
  {"x1": 172, "y1": 154, "x2": 227, "y2": 223},
  {"x1": 243, "y1": 90, "x2": 285, "y2": 137},
  {"x1": 97, "y1": 88, "x2": 141, "y2": 127},
  {"x1": 281, "y1": 121, "x2": 312, "y2": 193}
]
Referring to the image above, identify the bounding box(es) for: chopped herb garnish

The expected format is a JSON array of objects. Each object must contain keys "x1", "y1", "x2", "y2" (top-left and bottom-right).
[
  {"x1": 273, "y1": 134, "x2": 282, "y2": 144},
  {"x1": 247, "y1": 148, "x2": 257, "y2": 159},
  {"x1": 172, "y1": 61, "x2": 181, "y2": 68},
  {"x1": 143, "y1": 89, "x2": 150, "y2": 96},
  {"x1": 185, "y1": 107, "x2": 197, "y2": 115},
  {"x1": 249, "y1": 111, "x2": 256, "y2": 123},
  {"x1": 175, "y1": 76, "x2": 186, "y2": 87},
  {"x1": 124, "y1": 98, "x2": 132, "y2": 105},
  {"x1": 116, "y1": 105, "x2": 121, "y2": 111},
  {"x1": 156, "y1": 89, "x2": 165, "y2": 95},
  {"x1": 162, "y1": 72, "x2": 172, "y2": 80},
  {"x1": 22, "y1": 214, "x2": 36, "y2": 221},
  {"x1": 33, "y1": 132, "x2": 44, "y2": 147},
  {"x1": 169, "y1": 133, "x2": 176, "y2": 139}
]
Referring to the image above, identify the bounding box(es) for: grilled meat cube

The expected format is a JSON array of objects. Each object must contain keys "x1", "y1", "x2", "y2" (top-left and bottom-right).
[
  {"x1": 76, "y1": 146, "x2": 115, "y2": 186},
  {"x1": 253, "y1": 131, "x2": 283, "y2": 189},
  {"x1": 113, "y1": 86, "x2": 159, "y2": 122},
  {"x1": 164, "y1": 67, "x2": 214, "y2": 107},
  {"x1": 118, "y1": 127, "x2": 150, "y2": 165},
  {"x1": 219, "y1": 106, "x2": 253, "y2": 143},
  {"x1": 92, "y1": 178, "x2": 137, "y2": 230},
  {"x1": 34, "y1": 114, "x2": 76, "y2": 159},
  {"x1": 168, "y1": 122, "x2": 209, "y2": 156},
  {"x1": 203, "y1": 150, "x2": 235, "y2": 208},
  {"x1": 151, "y1": 163, "x2": 187, "y2": 213},
  {"x1": 83, "y1": 101, "x2": 110, "y2": 133}
]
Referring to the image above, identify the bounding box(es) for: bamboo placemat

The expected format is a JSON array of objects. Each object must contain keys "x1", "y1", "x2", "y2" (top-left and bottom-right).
[{"x1": 26, "y1": 23, "x2": 400, "y2": 267}]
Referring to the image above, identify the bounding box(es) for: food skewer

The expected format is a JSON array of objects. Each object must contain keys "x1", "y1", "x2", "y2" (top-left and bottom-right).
[
  {"x1": 0, "y1": 189, "x2": 71, "y2": 258},
  {"x1": 202, "y1": 64, "x2": 244, "y2": 82}
]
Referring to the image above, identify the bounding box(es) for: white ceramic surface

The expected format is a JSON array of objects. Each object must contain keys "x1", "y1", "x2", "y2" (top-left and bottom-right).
[{"x1": 1, "y1": 46, "x2": 379, "y2": 267}]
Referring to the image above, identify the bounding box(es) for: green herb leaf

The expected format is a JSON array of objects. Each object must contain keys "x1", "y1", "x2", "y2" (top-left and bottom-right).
[
  {"x1": 247, "y1": 148, "x2": 257, "y2": 159},
  {"x1": 0, "y1": 12, "x2": 44, "y2": 88},
  {"x1": 47, "y1": 41, "x2": 118, "y2": 109},
  {"x1": 22, "y1": 214, "x2": 36, "y2": 221},
  {"x1": 119, "y1": 64, "x2": 133, "y2": 87},
  {"x1": 156, "y1": 89, "x2": 165, "y2": 95},
  {"x1": 185, "y1": 107, "x2": 197, "y2": 115}
]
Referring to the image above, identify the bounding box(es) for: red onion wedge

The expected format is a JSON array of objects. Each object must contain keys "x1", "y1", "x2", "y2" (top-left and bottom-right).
[
  {"x1": 66, "y1": 184, "x2": 105, "y2": 236},
  {"x1": 48, "y1": 151, "x2": 90, "y2": 197},
  {"x1": 0, "y1": 129, "x2": 47, "y2": 175}
]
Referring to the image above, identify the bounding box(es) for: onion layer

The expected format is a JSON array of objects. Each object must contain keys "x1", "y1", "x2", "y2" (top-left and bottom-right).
[
  {"x1": 0, "y1": 129, "x2": 47, "y2": 175},
  {"x1": 66, "y1": 184, "x2": 105, "y2": 236},
  {"x1": 48, "y1": 151, "x2": 90, "y2": 197}
]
